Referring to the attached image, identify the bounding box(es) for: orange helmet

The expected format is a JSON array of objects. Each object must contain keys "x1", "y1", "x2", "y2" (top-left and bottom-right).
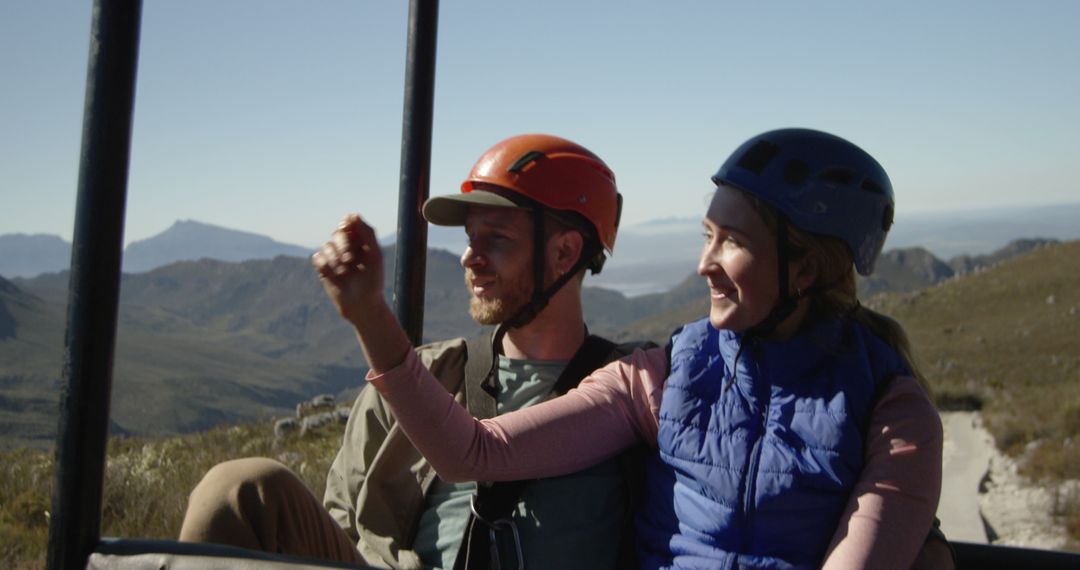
[{"x1": 423, "y1": 134, "x2": 621, "y2": 255}]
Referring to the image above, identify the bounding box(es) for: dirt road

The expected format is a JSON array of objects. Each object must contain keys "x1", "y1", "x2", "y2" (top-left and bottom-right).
[
  {"x1": 938, "y1": 411, "x2": 1070, "y2": 549},
  {"x1": 939, "y1": 411, "x2": 993, "y2": 542}
]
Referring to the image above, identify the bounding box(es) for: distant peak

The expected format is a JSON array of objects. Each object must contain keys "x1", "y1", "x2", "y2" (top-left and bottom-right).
[
  {"x1": 168, "y1": 219, "x2": 223, "y2": 231},
  {"x1": 635, "y1": 216, "x2": 699, "y2": 227},
  {"x1": 148, "y1": 220, "x2": 254, "y2": 242},
  {"x1": 0, "y1": 232, "x2": 68, "y2": 243}
]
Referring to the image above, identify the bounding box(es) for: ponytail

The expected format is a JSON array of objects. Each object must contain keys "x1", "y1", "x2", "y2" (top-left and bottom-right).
[
  {"x1": 850, "y1": 303, "x2": 927, "y2": 392},
  {"x1": 789, "y1": 223, "x2": 928, "y2": 392}
]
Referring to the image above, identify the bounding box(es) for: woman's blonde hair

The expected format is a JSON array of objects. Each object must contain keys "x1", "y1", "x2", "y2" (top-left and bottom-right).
[{"x1": 737, "y1": 189, "x2": 926, "y2": 386}]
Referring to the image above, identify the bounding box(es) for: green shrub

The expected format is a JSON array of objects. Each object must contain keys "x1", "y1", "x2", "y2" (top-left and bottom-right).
[{"x1": 934, "y1": 389, "x2": 983, "y2": 411}]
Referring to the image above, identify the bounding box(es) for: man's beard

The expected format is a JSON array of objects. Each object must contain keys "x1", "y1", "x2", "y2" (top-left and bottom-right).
[{"x1": 466, "y1": 269, "x2": 533, "y2": 325}]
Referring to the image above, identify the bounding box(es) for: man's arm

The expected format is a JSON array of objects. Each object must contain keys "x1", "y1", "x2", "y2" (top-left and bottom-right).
[{"x1": 322, "y1": 383, "x2": 394, "y2": 541}]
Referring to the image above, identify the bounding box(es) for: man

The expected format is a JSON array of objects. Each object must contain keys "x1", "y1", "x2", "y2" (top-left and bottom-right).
[{"x1": 181, "y1": 134, "x2": 645, "y2": 569}]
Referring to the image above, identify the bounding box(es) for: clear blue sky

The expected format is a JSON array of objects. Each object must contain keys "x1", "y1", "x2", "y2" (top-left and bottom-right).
[{"x1": 2, "y1": 1, "x2": 1078, "y2": 248}]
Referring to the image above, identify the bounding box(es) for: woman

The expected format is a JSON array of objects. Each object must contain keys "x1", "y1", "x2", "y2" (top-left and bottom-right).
[{"x1": 314, "y1": 128, "x2": 942, "y2": 568}]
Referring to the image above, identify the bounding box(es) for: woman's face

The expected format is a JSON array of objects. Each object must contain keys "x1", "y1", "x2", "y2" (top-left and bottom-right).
[{"x1": 698, "y1": 185, "x2": 782, "y2": 332}]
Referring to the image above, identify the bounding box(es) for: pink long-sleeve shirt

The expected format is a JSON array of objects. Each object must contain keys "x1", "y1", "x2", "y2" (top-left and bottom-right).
[{"x1": 369, "y1": 346, "x2": 943, "y2": 569}]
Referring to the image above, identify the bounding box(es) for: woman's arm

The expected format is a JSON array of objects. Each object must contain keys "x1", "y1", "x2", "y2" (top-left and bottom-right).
[
  {"x1": 312, "y1": 215, "x2": 413, "y2": 376},
  {"x1": 313, "y1": 214, "x2": 666, "y2": 483},
  {"x1": 823, "y1": 376, "x2": 944, "y2": 569},
  {"x1": 368, "y1": 346, "x2": 667, "y2": 482}
]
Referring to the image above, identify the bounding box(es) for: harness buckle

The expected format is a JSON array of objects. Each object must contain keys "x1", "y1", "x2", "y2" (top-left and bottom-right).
[{"x1": 469, "y1": 494, "x2": 525, "y2": 570}]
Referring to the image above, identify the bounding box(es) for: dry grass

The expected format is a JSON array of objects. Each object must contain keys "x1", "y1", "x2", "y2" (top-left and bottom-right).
[
  {"x1": 870, "y1": 241, "x2": 1080, "y2": 540},
  {"x1": 0, "y1": 417, "x2": 346, "y2": 569},
  {"x1": 870, "y1": 242, "x2": 1079, "y2": 462}
]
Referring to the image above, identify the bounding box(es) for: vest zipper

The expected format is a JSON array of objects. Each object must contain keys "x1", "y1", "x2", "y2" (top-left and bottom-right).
[{"x1": 741, "y1": 353, "x2": 770, "y2": 553}]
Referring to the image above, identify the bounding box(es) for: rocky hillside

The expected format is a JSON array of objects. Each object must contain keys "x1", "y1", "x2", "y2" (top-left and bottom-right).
[{"x1": 870, "y1": 240, "x2": 1080, "y2": 473}]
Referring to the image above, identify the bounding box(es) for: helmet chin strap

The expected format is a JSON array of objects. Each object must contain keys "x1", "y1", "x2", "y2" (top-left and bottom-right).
[
  {"x1": 723, "y1": 218, "x2": 799, "y2": 393},
  {"x1": 744, "y1": 218, "x2": 798, "y2": 339},
  {"x1": 502, "y1": 208, "x2": 600, "y2": 331}
]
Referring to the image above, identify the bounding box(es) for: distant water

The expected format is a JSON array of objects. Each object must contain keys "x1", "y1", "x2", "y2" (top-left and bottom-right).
[{"x1": 588, "y1": 279, "x2": 673, "y2": 297}]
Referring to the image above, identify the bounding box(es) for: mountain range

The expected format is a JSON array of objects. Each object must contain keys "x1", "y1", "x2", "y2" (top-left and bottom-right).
[
  {"x1": 2, "y1": 210, "x2": 1074, "y2": 448},
  {"x1": 5, "y1": 201, "x2": 1080, "y2": 293},
  {"x1": 0, "y1": 234, "x2": 72, "y2": 280},
  {"x1": 0, "y1": 222, "x2": 1065, "y2": 448},
  {"x1": 0, "y1": 237, "x2": 709, "y2": 448},
  {"x1": 0, "y1": 220, "x2": 312, "y2": 278}
]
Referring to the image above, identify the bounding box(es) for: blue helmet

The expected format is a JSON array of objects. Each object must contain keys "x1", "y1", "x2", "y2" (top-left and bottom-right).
[{"x1": 712, "y1": 128, "x2": 894, "y2": 275}]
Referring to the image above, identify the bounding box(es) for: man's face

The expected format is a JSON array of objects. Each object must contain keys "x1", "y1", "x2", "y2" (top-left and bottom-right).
[{"x1": 460, "y1": 206, "x2": 535, "y2": 324}]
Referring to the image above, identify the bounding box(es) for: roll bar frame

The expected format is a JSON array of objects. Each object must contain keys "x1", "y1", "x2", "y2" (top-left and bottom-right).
[{"x1": 45, "y1": 1, "x2": 439, "y2": 568}]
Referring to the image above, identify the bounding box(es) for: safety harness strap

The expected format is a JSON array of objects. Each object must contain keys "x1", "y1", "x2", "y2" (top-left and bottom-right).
[{"x1": 454, "y1": 332, "x2": 617, "y2": 570}]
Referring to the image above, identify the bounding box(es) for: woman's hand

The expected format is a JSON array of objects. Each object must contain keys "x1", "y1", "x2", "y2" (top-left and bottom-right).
[
  {"x1": 312, "y1": 214, "x2": 411, "y2": 374},
  {"x1": 312, "y1": 214, "x2": 384, "y2": 328}
]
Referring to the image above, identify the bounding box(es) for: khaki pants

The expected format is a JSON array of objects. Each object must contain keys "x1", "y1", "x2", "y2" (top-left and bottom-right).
[{"x1": 180, "y1": 457, "x2": 366, "y2": 566}]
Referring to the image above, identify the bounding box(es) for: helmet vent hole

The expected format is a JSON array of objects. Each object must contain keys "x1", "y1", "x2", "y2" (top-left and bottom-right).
[
  {"x1": 861, "y1": 179, "x2": 884, "y2": 194},
  {"x1": 882, "y1": 205, "x2": 895, "y2": 231},
  {"x1": 818, "y1": 168, "x2": 854, "y2": 187},
  {"x1": 783, "y1": 159, "x2": 810, "y2": 185},
  {"x1": 735, "y1": 140, "x2": 779, "y2": 175},
  {"x1": 508, "y1": 151, "x2": 546, "y2": 174}
]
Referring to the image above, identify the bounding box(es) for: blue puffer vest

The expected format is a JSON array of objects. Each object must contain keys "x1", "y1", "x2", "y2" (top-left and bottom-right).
[{"x1": 636, "y1": 316, "x2": 908, "y2": 569}]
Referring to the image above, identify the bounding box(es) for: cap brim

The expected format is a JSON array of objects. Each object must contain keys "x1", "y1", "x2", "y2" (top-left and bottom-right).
[{"x1": 422, "y1": 191, "x2": 524, "y2": 226}]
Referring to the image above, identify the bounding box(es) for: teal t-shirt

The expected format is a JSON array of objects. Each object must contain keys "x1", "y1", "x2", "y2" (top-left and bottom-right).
[{"x1": 413, "y1": 355, "x2": 627, "y2": 569}]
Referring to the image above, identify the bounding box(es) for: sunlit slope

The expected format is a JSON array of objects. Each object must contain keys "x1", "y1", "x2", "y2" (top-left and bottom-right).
[
  {"x1": 871, "y1": 241, "x2": 1079, "y2": 478},
  {"x1": 0, "y1": 249, "x2": 475, "y2": 448}
]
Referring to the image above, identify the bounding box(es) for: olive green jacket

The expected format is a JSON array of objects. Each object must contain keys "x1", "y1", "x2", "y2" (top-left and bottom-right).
[{"x1": 323, "y1": 338, "x2": 469, "y2": 569}]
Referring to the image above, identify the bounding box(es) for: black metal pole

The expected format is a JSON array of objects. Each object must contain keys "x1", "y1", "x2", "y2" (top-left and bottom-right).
[
  {"x1": 393, "y1": 0, "x2": 439, "y2": 346},
  {"x1": 47, "y1": 1, "x2": 141, "y2": 568}
]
